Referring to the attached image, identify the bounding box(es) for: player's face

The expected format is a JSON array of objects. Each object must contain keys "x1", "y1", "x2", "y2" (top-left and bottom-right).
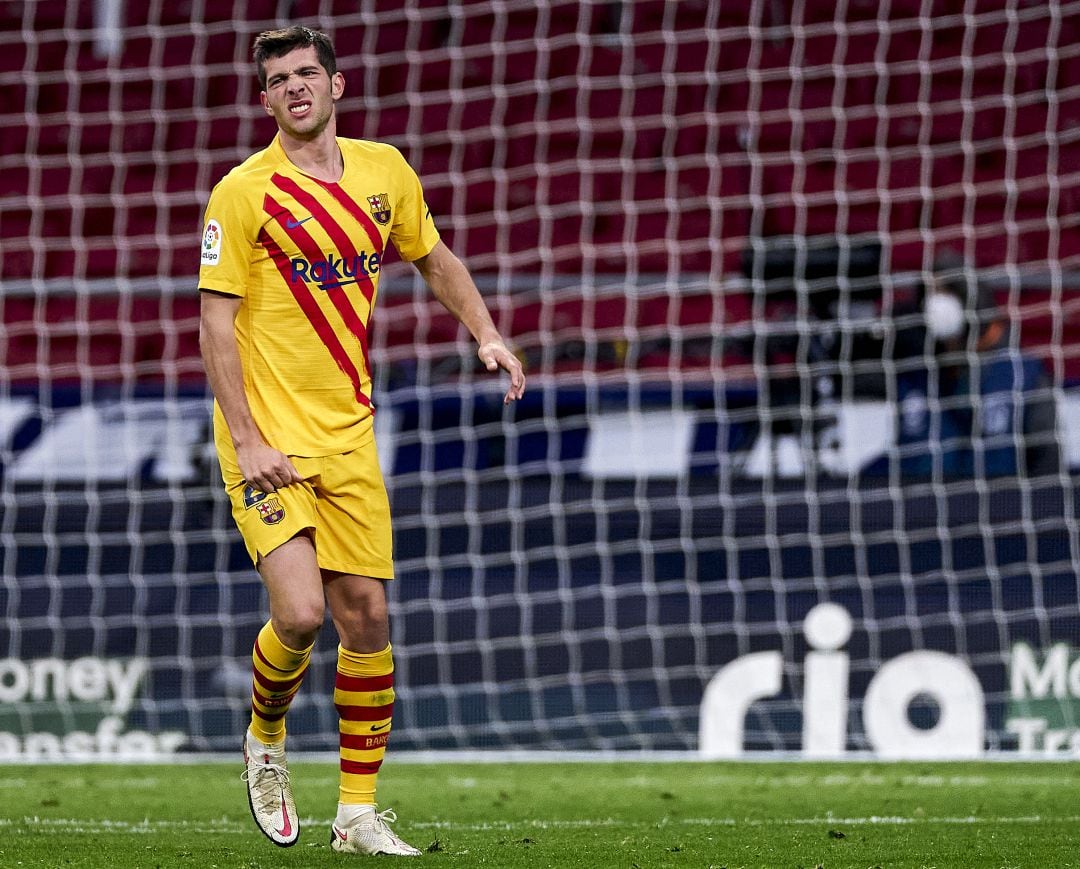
[{"x1": 260, "y1": 45, "x2": 344, "y2": 140}]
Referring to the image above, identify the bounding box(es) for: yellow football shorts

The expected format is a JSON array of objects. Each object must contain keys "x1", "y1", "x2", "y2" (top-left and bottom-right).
[{"x1": 216, "y1": 431, "x2": 394, "y2": 579}]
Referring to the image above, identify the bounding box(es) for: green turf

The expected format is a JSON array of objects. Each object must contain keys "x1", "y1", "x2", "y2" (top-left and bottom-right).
[{"x1": 1, "y1": 760, "x2": 1076, "y2": 868}]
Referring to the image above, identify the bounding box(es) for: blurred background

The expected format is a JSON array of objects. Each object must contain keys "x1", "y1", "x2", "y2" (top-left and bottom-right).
[{"x1": 1, "y1": 0, "x2": 1079, "y2": 758}]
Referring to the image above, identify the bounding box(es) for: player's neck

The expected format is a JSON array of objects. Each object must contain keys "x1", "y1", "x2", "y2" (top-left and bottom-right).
[{"x1": 277, "y1": 121, "x2": 343, "y2": 183}]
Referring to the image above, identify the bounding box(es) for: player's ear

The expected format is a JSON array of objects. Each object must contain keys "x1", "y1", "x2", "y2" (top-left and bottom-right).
[
  {"x1": 259, "y1": 91, "x2": 274, "y2": 116},
  {"x1": 331, "y1": 71, "x2": 345, "y2": 101}
]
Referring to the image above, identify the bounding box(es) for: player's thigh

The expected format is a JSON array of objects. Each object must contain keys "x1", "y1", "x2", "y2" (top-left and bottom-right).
[
  {"x1": 259, "y1": 533, "x2": 326, "y2": 639},
  {"x1": 312, "y1": 443, "x2": 393, "y2": 579}
]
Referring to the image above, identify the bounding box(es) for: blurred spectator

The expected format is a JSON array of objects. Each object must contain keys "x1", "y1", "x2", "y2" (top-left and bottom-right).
[
  {"x1": 735, "y1": 237, "x2": 889, "y2": 473},
  {"x1": 895, "y1": 254, "x2": 1061, "y2": 478}
]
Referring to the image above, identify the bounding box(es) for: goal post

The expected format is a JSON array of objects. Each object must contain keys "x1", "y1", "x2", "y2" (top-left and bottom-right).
[{"x1": 2, "y1": 0, "x2": 1080, "y2": 760}]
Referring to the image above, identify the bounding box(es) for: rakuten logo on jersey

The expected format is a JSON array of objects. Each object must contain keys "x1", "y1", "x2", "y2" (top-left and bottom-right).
[{"x1": 290, "y1": 252, "x2": 381, "y2": 290}]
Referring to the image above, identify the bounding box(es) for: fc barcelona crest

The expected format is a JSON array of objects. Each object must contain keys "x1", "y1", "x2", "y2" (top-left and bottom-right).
[
  {"x1": 256, "y1": 497, "x2": 285, "y2": 525},
  {"x1": 367, "y1": 193, "x2": 391, "y2": 225}
]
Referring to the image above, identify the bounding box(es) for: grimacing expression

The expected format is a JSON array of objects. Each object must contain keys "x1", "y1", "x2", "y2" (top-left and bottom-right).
[{"x1": 259, "y1": 45, "x2": 344, "y2": 139}]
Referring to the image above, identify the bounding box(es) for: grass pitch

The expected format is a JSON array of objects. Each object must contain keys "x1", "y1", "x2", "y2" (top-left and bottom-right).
[{"x1": 1, "y1": 760, "x2": 1076, "y2": 868}]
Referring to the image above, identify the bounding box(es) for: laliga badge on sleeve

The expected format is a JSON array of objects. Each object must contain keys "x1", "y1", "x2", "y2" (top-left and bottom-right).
[{"x1": 201, "y1": 219, "x2": 222, "y2": 265}]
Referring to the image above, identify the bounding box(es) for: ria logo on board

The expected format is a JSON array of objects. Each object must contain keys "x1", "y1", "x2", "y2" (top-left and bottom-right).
[{"x1": 700, "y1": 602, "x2": 1080, "y2": 758}]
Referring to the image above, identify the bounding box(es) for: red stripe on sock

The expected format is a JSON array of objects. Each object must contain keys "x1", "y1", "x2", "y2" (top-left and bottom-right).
[
  {"x1": 252, "y1": 706, "x2": 287, "y2": 722},
  {"x1": 252, "y1": 685, "x2": 299, "y2": 709},
  {"x1": 334, "y1": 672, "x2": 394, "y2": 693},
  {"x1": 340, "y1": 758, "x2": 384, "y2": 775},
  {"x1": 335, "y1": 702, "x2": 394, "y2": 722},
  {"x1": 340, "y1": 731, "x2": 391, "y2": 750},
  {"x1": 253, "y1": 638, "x2": 306, "y2": 674},
  {"x1": 252, "y1": 665, "x2": 306, "y2": 694}
]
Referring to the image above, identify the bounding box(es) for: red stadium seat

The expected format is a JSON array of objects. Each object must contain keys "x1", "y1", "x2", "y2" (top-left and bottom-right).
[{"x1": 3, "y1": 1, "x2": 1076, "y2": 379}]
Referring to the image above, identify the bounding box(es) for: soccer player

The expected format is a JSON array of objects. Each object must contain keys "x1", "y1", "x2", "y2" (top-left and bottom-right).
[{"x1": 197, "y1": 25, "x2": 525, "y2": 856}]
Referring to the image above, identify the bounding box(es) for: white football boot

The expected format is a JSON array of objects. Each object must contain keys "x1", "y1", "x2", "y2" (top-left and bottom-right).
[
  {"x1": 329, "y1": 806, "x2": 422, "y2": 857},
  {"x1": 241, "y1": 729, "x2": 299, "y2": 846}
]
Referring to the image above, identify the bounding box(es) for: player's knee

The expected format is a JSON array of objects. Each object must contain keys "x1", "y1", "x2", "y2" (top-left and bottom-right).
[
  {"x1": 273, "y1": 606, "x2": 324, "y2": 648},
  {"x1": 360, "y1": 589, "x2": 388, "y2": 622},
  {"x1": 340, "y1": 606, "x2": 386, "y2": 638}
]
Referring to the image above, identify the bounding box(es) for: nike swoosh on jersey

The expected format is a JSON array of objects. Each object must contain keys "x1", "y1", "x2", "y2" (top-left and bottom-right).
[
  {"x1": 285, "y1": 215, "x2": 314, "y2": 228},
  {"x1": 369, "y1": 722, "x2": 391, "y2": 732}
]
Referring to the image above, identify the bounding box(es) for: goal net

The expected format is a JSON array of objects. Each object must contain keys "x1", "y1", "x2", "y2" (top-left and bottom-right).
[{"x1": 2, "y1": 0, "x2": 1079, "y2": 760}]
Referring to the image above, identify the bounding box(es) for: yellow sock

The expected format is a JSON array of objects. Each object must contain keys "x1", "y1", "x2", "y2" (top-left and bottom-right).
[
  {"x1": 335, "y1": 643, "x2": 395, "y2": 805},
  {"x1": 249, "y1": 621, "x2": 312, "y2": 744}
]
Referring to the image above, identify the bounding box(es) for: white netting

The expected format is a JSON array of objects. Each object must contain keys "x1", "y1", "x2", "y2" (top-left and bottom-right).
[{"x1": 1, "y1": 0, "x2": 1079, "y2": 758}]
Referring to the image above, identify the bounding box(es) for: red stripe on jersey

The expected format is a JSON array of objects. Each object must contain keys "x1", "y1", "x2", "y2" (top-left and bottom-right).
[
  {"x1": 335, "y1": 702, "x2": 394, "y2": 722},
  {"x1": 258, "y1": 225, "x2": 372, "y2": 410},
  {"x1": 340, "y1": 758, "x2": 383, "y2": 775},
  {"x1": 269, "y1": 176, "x2": 374, "y2": 380},
  {"x1": 271, "y1": 174, "x2": 377, "y2": 305},
  {"x1": 334, "y1": 672, "x2": 394, "y2": 693},
  {"x1": 309, "y1": 179, "x2": 385, "y2": 260},
  {"x1": 263, "y1": 191, "x2": 374, "y2": 394}
]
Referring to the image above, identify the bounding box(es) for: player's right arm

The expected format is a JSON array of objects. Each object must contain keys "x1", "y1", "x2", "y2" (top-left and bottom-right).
[
  {"x1": 197, "y1": 175, "x2": 300, "y2": 493},
  {"x1": 199, "y1": 290, "x2": 302, "y2": 493}
]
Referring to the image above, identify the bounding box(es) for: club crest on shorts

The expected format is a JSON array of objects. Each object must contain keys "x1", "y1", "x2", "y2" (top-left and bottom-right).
[
  {"x1": 255, "y1": 497, "x2": 285, "y2": 525},
  {"x1": 243, "y1": 485, "x2": 267, "y2": 509},
  {"x1": 367, "y1": 193, "x2": 391, "y2": 225}
]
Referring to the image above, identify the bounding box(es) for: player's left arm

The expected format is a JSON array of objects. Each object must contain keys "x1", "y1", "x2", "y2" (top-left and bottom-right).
[{"x1": 412, "y1": 240, "x2": 525, "y2": 404}]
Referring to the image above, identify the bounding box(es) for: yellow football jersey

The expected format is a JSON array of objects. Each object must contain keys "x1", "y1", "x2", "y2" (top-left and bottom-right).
[{"x1": 199, "y1": 135, "x2": 440, "y2": 457}]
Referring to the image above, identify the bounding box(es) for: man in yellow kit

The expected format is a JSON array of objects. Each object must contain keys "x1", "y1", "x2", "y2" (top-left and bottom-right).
[{"x1": 198, "y1": 25, "x2": 525, "y2": 856}]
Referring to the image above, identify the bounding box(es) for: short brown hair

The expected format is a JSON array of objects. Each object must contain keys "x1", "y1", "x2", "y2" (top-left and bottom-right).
[{"x1": 252, "y1": 26, "x2": 337, "y2": 90}]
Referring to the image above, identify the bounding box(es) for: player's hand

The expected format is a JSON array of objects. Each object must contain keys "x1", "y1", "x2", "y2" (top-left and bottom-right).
[
  {"x1": 478, "y1": 340, "x2": 526, "y2": 404},
  {"x1": 236, "y1": 441, "x2": 303, "y2": 493}
]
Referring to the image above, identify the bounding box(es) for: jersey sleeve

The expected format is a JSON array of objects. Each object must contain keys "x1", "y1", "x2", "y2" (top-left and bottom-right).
[
  {"x1": 387, "y1": 146, "x2": 441, "y2": 262},
  {"x1": 197, "y1": 175, "x2": 259, "y2": 297}
]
